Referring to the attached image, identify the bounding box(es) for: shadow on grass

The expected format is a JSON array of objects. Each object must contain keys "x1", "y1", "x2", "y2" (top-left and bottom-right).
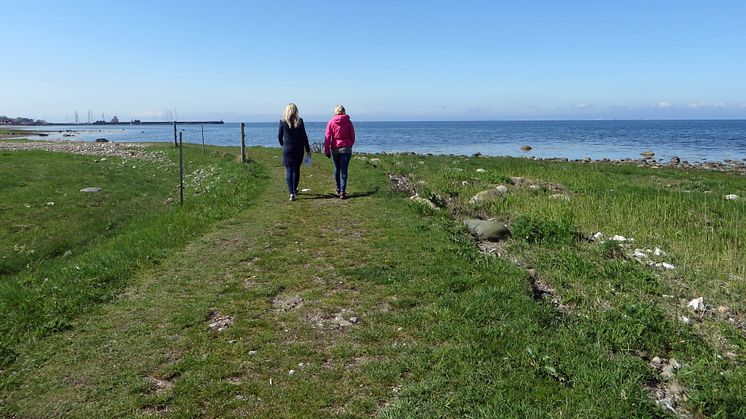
[{"x1": 302, "y1": 187, "x2": 380, "y2": 200}]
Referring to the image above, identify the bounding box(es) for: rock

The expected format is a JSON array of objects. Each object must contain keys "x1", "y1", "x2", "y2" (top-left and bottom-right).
[
  {"x1": 289, "y1": 369, "x2": 296, "y2": 375},
  {"x1": 80, "y1": 187, "x2": 102, "y2": 193},
  {"x1": 472, "y1": 152, "x2": 482, "y2": 157},
  {"x1": 369, "y1": 158, "x2": 380, "y2": 163},
  {"x1": 670, "y1": 156, "x2": 681, "y2": 165},
  {"x1": 724, "y1": 194, "x2": 739, "y2": 201},
  {"x1": 349, "y1": 317, "x2": 360, "y2": 324},
  {"x1": 469, "y1": 189, "x2": 505, "y2": 204},
  {"x1": 248, "y1": 350, "x2": 257, "y2": 356},
  {"x1": 301, "y1": 188, "x2": 311, "y2": 192},
  {"x1": 680, "y1": 315, "x2": 691, "y2": 325},
  {"x1": 46, "y1": 201, "x2": 55, "y2": 206},
  {"x1": 461, "y1": 180, "x2": 469, "y2": 186},
  {"x1": 632, "y1": 250, "x2": 648, "y2": 259},
  {"x1": 475, "y1": 168, "x2": 487, "y2": 173},
  {"x1": 687, "y1": 297, "x2": 705, "y2": 312},
  {"x1": 653, "y1": 247, "x2": 666, "y2": 256},
  {"x1": 609, "y1": 235, "x2": 629, "y2": 242},
  {"x1": 592, "y1": 232, "x2": 604, "y2": 241},
  {"x1": 655, "y1": 262, "x2": 676, "y2": 270},
  {"x1": 410, "y1": 195, "x2": 438, "y2": 209},
  {"x1": 641, "y1": 151, "x2": 655, "y2": 157},
  {"x1": 717, "y1": 306, "x2": 731, "y2": 316},
  {"x1": 520, "y1": 145, "x2": 532, "y2": 151},
  {"x1": 651, "y1": 356, "x2": 663, "y2": 368},
  {"x1": 464, "y1": 219, "x2": 510, "y2": 242},
  {"x1": 95, "y1": 138, "x2": 109, "y2": 143},
  {"x1": 495, "y1": 185, "x2": 509, "y2": 194}
]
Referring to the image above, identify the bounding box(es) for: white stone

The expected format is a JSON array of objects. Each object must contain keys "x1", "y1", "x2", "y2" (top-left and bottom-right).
[
  {"x1": 610, "y1": 235, "x2": 627, "y2": 242},
  {"x1": 80, "y1": 187, "x2": 102, "y2": 193},
  {"x1": 475, "y1": 168, "x2": 487, "y2": 173},
  {"x1": 289, "y1": 369, "x2": 296, "y2": 375},
  {"x1": 653, "y1": 247, "x2": 666, "y2": 256},
  {"x1": 248, "y1": 350, "x2": 257, "y2": 356},
  {"x1": 657, "y1": 262, "x2": 675, "y2": 270},
  {"x1": 495, "y1": 185, "x2": 509, "y2": 193},
  {"x1": 680, "y1": 316, "x2": 691, "y2": 325},
  {"x1": 592, "y1": 232, "x2": 604, "y2": 241},
  {"x1": 632, "y1": 250, "x2": 648, "y2": 259},
  {"x1": 688, "y1": 297, "x2": 705, "y2": 312},
  {"x1": 301, "y1": 188, "x2": 311, "y2": 192},
  {"x1": 724, "y1": 194, "x2": 739, "y2": 201},
  {"x1": 46, "y1": 202, "x2": 55, "y2": 206},
  {"x1": 461, "y1": 180, "x2": 469, "y2": 186}
]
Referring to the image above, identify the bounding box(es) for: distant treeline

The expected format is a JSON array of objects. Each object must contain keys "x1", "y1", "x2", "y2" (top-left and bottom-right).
[{"x1": 0, "y1": 116, "x2": 46, "y2": 125}]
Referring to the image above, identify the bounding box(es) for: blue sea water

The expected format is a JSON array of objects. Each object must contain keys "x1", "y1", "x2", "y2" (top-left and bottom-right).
[{"x1": 14, "y1": 120, "x2": 746, "y2": 163}]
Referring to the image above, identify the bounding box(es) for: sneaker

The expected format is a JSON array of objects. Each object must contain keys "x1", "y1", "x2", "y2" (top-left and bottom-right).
[
  {"x1": 340, "y1": 192, "x2": 347, "y2": 200},
  {"x1": 289, "y1": 194, "x2": 296, "y2": 201}
]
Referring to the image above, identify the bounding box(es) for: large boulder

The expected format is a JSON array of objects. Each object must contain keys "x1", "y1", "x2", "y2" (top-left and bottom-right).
[{"x1": 464, "y1": 219, "x2": 510, "y2": 241}]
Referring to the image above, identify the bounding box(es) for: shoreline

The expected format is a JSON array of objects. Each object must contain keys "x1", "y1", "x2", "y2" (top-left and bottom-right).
[{"x1": 2, "y1": 138, "x2": 745, "y2": 176}]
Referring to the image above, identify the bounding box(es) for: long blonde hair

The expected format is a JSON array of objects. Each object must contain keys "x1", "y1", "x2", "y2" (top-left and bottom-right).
[
  {"x1": 283, "y1": 103, "x2": 300, "y2": 128},
  {"x1": 334, "y1": 105, "x2": 346, "y2": 115}
]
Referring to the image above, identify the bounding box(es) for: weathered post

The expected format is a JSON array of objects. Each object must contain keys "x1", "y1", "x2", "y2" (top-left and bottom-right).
[
  {"x1": 240, "y1": 122, "x2": 246, "y2": 163},
  {"x1": 173, "y1": 121, "x2": 177, "y2": 147},
  {"x1": 179, "y1": 132, "x2": 184, "y2": 205},
  {"x1": 201, "y1": 124, "x2": 205, "y2": 155}
]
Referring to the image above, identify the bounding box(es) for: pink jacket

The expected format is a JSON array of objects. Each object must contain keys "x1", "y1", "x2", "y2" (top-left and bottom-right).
[{"x1": 324, "y1": 114, "x2": 355, "y2": 154}]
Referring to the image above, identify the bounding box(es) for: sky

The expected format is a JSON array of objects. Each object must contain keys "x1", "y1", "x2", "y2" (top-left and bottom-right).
[{"x1": 2, "y1": 0, "x2": 746, "y2": 122}]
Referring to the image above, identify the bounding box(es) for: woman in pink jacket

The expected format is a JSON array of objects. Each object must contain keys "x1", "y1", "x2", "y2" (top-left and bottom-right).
[{"x1": 324, "y1": 105, "x2": 356, "y2": 199}]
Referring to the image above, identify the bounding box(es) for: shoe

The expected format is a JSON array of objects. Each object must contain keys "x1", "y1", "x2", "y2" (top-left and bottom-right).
[
  {"x1": 289, "y1": 194, "x2": 296, "y2": 201},
  {"x1": 295, "y1": 189, "x2": 299, "y2": 195},
  {"x1": 336, "y1": 189, "x2": 341, "y2": 195},
  {"x1": 339, "y1": 192, "x2": 347, "y2": 200}
]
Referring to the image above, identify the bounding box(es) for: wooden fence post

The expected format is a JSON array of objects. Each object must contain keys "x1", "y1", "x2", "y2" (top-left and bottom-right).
[
  {"x1": 240, "y1": 122, "x2": 246, "y2": 163},
  {"x1": 173, "y1": 121, "x2": 178, "y2": 147},
  {"x1": 179, "y1": 132, "x2": 184, "y2": 205}
]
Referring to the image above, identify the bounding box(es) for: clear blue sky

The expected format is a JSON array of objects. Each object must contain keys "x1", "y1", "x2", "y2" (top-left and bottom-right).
[{"x1": 3, "y1": 0, "x2": 745, "y2": 122}]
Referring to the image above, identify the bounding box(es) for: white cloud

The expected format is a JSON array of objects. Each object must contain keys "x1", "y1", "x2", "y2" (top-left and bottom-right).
[
  {"x1": 688, "y1": 102, "x2": 728, "y2": 109},
  {"x1": 654, "y1": 102, "x2": 671, "y2": 109},
  {"x1": 573, "y1": 102, "x2": 592, "y2": 109}
]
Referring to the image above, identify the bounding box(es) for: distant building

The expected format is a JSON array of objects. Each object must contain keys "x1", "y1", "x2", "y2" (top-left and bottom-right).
[{"x1": 111, "y1": 115, "x2": 119, "y2": 124}]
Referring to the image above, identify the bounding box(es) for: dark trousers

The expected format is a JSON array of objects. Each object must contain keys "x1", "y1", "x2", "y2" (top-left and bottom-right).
[
  {"x1": 332, "y1": 153, "x2": 351, "y2": 192},
  {"x1": 285, "y1": 163, "x2": 301, "y2": 194}
]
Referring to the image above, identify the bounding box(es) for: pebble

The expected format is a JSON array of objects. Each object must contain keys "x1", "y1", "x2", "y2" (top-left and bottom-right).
[
  {"x1": 475, "y1": 168, "x2": 487, "y2": 173},
  {"x1": 249, "y1": 350, "x2": 257, "y2": 356},
  {"x1": 46, "y1": 202, "x2": 55, "y2": 206},
  {"x1": 495, "y1": 185, "x2": 509, "y2": 193},
  {"x1": 653, "y1": 247, "x2": 666, "y2": 256},
  {"x1": 80, "y1": 187, "x2": 102, "y2": 193},
  {"x1": 610, "y1": 235, "x2": 630, "y2": 242},
  {"x1": 289, "y1": 369, "x2": 296, "y2": 375},
  {"x1": 687, "y1": 297, "x2": 705, "y2": 312},
  {"x1": 724, "y1": 194, "x2": 739, "y2": 201},
  {"x1": 655, "y1": 262, "x2": 676, "y2": 270},
  {"x1": 591, "y1": 232, "x2": 604, "y2": 241}
]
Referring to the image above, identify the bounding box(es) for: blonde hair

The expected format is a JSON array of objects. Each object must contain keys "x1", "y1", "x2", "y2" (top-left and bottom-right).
[
  {"x1": 283, "y1": 103, "x2": 300, "y2": 128},
  {"x1": 334, "y1": 105, "x2": 346, "y2": 115}
]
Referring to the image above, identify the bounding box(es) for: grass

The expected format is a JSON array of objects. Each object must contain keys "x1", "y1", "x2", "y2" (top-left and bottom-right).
[
  {"x1": 0, "y1": 144, "x2": 266, "y2": 365},
  {"x1": 0, "y1": 145, "x2": 744, "y2": 416}
]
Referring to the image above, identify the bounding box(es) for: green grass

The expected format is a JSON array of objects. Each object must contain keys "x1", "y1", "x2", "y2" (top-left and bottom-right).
[
  {"x1": 0, "y1": 146, "x2": 744, "y2": 416},
  {"x1": 0, "y1": 144, "x2": 266, "y2": 365}
]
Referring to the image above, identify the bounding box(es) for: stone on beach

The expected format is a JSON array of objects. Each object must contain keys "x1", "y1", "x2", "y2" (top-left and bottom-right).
[
  {"x1": 410, "y1": 195, "x2": 438, "y2": 209},
  {"x1": 464, "y1": 219, "x2": 510, "y2": 242},
  {"x1": 80, "y1": 187, "x2": 102, "y2": 193},
  {"x1": 469, "y1": 188, "x2": 506, "y2": 204},
  {"x1": 640, "y1": 151, "x2": 655, "y2": 157},
  {"x1": 687, "y1": 297, "x2": 705, "y2": 312}
]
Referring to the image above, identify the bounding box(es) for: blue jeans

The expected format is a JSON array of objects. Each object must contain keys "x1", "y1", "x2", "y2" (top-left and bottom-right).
[
  {"x1": 332, "y1": 153, "x2": 351, "y2": 192},
  {"x1": 285, "y1": 163, "x2": 301, "y2": 194}
]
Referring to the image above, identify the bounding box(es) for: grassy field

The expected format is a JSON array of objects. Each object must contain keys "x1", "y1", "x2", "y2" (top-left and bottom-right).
[{"x1": 0, "y1": 143, "x2": 744, "y2": 417}]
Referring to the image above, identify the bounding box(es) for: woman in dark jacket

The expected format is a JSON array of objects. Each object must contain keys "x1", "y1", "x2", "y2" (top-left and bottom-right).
[{"x1": 278, "y1": 103, "x2": 311, "y2": 201}]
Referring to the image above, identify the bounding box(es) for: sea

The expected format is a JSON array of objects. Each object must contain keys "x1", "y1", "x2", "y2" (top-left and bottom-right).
[{"x1": 10, "y1": 120, "x2": 746, "y2": 163}]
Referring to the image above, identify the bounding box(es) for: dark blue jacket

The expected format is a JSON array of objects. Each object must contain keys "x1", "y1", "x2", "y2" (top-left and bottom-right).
[{"x1": 278, "y1": 118, "x2": 310, "y2": 166}]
